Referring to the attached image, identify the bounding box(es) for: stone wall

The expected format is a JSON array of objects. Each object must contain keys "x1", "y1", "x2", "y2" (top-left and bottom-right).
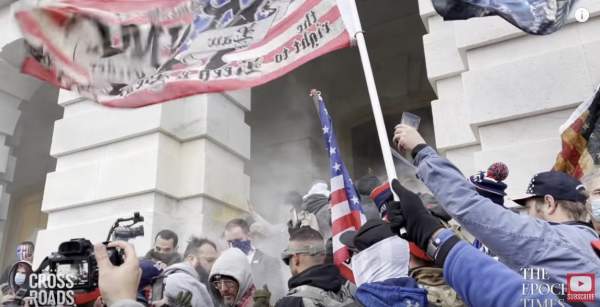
[
  {"x1": 419, "y1": 0, "x2": 600, "y2": 199},
  {"x1": 34, "y1": 90, "x2": 251, "y2": 263}
]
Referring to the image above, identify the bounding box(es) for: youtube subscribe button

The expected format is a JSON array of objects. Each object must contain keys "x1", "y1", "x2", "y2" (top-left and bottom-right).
[{"x1": 567, "y1": 273, "x2": 596, "y2": 303}]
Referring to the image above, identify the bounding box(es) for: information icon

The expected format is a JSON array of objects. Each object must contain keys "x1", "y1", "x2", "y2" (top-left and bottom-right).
[{"x1": 575, "y1": 8, "x2": 590, "y2": 23}]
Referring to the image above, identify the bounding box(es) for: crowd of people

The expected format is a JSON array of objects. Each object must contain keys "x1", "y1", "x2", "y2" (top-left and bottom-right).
[{"x1": 1, "y1": 125, "x2": 600, "y2": 307}]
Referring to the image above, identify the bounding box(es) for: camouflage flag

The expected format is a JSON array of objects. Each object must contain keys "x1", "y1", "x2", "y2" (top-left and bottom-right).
[{"x1": 553, "y1": 86, "x2": 600, "y2": 179}]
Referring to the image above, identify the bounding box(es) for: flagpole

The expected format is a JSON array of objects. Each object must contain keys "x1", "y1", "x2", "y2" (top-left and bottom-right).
[
  {"x1": 343, "y1": 1, "x2": 399, "y2": 200},
  {"x1": 354, "y1": 32, "x2": 398, "y2": 182}
]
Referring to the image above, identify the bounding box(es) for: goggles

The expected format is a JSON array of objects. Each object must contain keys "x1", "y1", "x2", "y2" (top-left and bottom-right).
[
  {"x1": 281, "y1": 244, "x2": 325, "y2": 265},
  {"x1": 212, "y1": 279, "x2": 237, "y2": 289},
  {"x1": 211, "y1": 275, "x2": 238, "y2": 289}
]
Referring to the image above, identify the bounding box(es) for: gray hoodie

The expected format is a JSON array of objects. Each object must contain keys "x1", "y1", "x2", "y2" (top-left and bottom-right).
[
  {"x1": 163, "y1": 262, "x2": 214, "y2": 307},
  {"x1": 209, "y1": 248, "x2": 255, "y2": 307}
]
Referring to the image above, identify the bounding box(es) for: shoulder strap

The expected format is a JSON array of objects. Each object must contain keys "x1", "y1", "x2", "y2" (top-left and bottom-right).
[{"x1": 289, "y1": 285, "x2": 325, "y2": 301}]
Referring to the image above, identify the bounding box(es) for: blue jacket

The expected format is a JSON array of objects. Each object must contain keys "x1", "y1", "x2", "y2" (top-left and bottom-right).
[
  {"x1": 414, "y1": 146, "x2": 600, "y2": 305},
  {"x1": 355, "y1": 277, "x2": 428, "y2": 307},
  {"x1": 446, "y1": 241, "x2": 563, "y2": 307}
]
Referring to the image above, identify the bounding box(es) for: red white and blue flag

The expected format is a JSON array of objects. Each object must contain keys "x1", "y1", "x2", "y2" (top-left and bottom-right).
[
  {"x1": 315, "y1": 92, "x2": 366, "y2": 282},
  {"x1": 15, "y1": 0, "x2": 360, "y2": 108}
]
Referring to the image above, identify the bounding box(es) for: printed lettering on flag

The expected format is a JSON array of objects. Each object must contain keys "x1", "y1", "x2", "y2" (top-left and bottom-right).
[
  {"x1": 316, "y1": 92, "x2": 366, "y2": 282},
  {"x1": 15, "y1": 0, "x2": 352, "y2": 107}
]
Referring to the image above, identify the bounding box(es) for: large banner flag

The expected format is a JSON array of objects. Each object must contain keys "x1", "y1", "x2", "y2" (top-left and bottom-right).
[
  {"x1": 432, "y1": 0, "x2": 574, "y2": 35},
  {"x1": 553, "y1": 86, "x2": 600, "y2": 179},
  {"x1": 314, "y1": 90, "x2": 366, "y2": 282},
  {"x1": 15, "y1": 0, "x2": 357, "y2": 107}
]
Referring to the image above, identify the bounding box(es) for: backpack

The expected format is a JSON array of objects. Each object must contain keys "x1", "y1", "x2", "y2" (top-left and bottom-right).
[
  {"x1": 288, "y1": 284, "x2": 358, "y2": 307},
  {"x1": 150, "y1": 267, "x2": 188, "y2": 303}
]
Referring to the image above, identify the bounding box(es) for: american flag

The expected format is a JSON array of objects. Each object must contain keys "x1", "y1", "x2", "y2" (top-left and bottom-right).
[
  {"x1": 315, "y1": 91, "x2": 366, "y2": 282},
  {"x1": 15, "y1": 0, "x2": 354, "y2": 107}
]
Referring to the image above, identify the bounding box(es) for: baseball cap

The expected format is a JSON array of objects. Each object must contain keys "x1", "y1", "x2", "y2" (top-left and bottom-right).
[
  {"x1": 138, "y1": 259, "x2": 163, "y2": 290},
  {"x1": 512, "y1": 171, "x2": 587, "y2": 206},
  {"x1": 339, "y1": 219, "x2": 394, "y2": 252}
]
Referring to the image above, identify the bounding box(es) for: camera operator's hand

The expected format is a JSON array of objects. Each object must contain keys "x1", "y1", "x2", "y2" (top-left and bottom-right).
[
  {"x1": 393, "y1": 124, "x2": 426, "y2": 153},
  {"x1": 94, "y1": 241, "x2": 141, "y2": 306},
  {"x1": 0, "y1": 295, "x2": 29, "y2": 307},
  {"x1": 388, "y1": 179, "x2": 444, "y2": 250},
  {"x1": 0, "y1": 294, "x2": 16, "y2": 306}
]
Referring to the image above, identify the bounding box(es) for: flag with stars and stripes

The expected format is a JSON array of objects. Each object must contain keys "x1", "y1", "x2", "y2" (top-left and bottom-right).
[
  {"x1": 316, "y1": 92, "x2": 366, "y2": 282},
  {"x1": 15, "y1": 0, "x2": 361, "y2": 108}
]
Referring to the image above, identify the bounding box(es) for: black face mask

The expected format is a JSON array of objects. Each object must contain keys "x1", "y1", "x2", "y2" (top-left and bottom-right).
[{"x1": 148, "y1": 250, "x2": 178, "y2": 264}]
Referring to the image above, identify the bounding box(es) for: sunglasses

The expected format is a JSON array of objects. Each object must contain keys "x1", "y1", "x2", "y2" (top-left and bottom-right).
[{"x1": 212, "y1": 279, "x2": 237, "y2": 289}]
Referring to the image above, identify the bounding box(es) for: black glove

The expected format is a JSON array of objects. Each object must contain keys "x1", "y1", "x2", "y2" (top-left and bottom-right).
[{"x1": 388, "y1": 179, "x2": 444, "y2": 250}]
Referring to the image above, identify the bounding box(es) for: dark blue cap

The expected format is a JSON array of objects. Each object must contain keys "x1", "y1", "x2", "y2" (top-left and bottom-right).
[
  {"x1": 138, "y1": 259, "x2": 163, "y2": 290},
  {"x1": 513, "y1": 171, "x2": 587, "y2": 206}
]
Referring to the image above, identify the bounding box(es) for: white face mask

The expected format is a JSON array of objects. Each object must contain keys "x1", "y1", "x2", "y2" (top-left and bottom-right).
[
  {"x1": 351, "y1": 237, "x2": 409, "y2": 287},
  {"x1": 15, "y1": 272, "x2": 26, "y2": 286},
  {"x1": 590, "y1": 199, "x2": 600, "y2": 221}
]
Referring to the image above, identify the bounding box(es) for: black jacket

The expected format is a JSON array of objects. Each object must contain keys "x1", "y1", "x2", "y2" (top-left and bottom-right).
[
  {"x1": 275, "y1": 264, "x2": 354, "y2": 307},
  {"x1": 143, "y1": 250, "x2": 182, "y2": 266}
]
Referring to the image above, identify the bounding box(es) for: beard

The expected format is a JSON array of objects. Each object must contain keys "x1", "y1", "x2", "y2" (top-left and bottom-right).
[
  {"x1": 223, "y1": 297, "x2": 236, "y2": 307},
  {"x1": 146, "y1": 249, "x2": 179, "y2": 265},
  {"x1": 195, "y1": 265, "x2": 210, "y2": 284}
]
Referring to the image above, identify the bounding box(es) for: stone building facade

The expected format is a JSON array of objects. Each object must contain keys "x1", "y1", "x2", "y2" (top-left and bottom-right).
[{"x1": 0, "y1": 0, "x2": 598, "y2": 266}]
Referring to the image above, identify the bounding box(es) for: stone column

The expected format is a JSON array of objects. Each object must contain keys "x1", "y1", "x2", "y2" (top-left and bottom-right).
[
  {"x1": 34, "y1": 90, "x2": 251, "y2": 262},
  {"x1": 0, "y1": 90, "x2": 20, "y2": 251},
  {"x1": 0, "y1": 59, "x2": 44, "y2": 264},
  {"x1": 418, "y1": 0, "x2": 600, "y2": 197}
]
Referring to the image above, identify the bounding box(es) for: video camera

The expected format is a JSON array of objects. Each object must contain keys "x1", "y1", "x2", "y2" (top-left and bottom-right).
[{"x1": 5, "y1": 212, "x2": 145, "y2": 306}]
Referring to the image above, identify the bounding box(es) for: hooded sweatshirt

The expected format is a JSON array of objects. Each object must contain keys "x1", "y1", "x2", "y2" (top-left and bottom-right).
[
  {"x1": 209, "y1": 248, "x2": 255, "y2": 307},
  {"x1": 301, "y1": 194, "x2": 332, "y2": 239},
  {"x1": 275, "y1": 264, "x2": 355, "y2": 307},
  {"x1": 163, "y1": 262, "x2": 214, "y2": 307}
]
